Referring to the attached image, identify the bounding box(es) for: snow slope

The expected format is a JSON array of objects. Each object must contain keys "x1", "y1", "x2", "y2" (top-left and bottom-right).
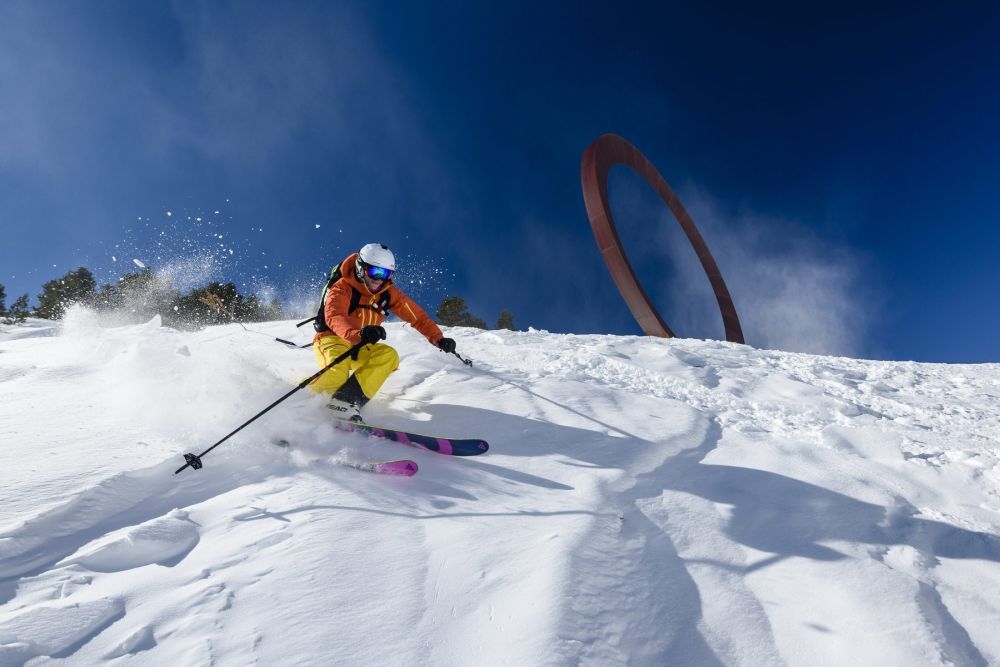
[{"x1": 1, "y1": 310, "x2": 999, "y2": 666}]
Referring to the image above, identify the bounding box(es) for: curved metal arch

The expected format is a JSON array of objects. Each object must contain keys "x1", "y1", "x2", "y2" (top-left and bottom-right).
[{"x1": 580, "y1": 134, "x2": 745, "y2": 344}]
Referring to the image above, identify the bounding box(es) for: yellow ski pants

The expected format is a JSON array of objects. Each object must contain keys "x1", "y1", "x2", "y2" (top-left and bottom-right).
[{"x1": 311, "y1": 334, "x2": 399, "y2": 398}]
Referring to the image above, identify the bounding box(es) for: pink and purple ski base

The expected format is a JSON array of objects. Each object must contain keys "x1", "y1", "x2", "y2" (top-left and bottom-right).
[{"x1": 271, "y1": 438, "x2": 417, "y2": 476}]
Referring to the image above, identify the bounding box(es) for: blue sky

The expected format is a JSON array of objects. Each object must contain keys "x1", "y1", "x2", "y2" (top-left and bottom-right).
[{"x1": 1, "y1": 1, "x2": 998, "y2": 362}]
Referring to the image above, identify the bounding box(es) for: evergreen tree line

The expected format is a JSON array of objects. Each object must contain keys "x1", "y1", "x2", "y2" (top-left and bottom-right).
[
  {"x1": 435, "y1": 295, "x2": 516, "y2": 331},
  {"x1": 0, "y1": 266, "x2": 282, "y2": 329},
  {"x1": 0, "y1": 284, "x2": 31, "y2": 325},
  {"x1": 2, "y1": 267, "x2": 517, "y2": 332}
]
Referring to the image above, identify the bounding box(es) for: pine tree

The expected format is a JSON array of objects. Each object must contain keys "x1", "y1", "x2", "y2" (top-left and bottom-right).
[
  {"x1": 436, "y1": 296, "x2": 487, "y2": 329},
  {"x1": 2, "y1": 294, "x2": 30, "y2": 325},
  {"x1": 166, "y1": 283, "x2": 234, "y2": 329},
  {"x1": 495, "y1": 310, "x2": 515, "y2": 331},
  {"x1": 436, "y1": 296, "x2": 465, "y2": 326},
  {"x1": 35, "y1": 267, "x2": 97, "y2": 319},
  {"x1": 95, "y1": 268, "x2": 177, "y2": 321},
  {"x1": 0, "y1": 283, "x2": 6, "y2": 316},
  {"x1": 164, "y1": 282, "x2": 275, "y2": 329},
  {"x1": 256, "y1": 298, "x2": 285, "y2": 322}
]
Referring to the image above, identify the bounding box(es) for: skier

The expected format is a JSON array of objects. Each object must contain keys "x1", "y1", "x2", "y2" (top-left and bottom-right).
[{"x1": 313, "y1": 243, "x2": 456, "y2": 421}]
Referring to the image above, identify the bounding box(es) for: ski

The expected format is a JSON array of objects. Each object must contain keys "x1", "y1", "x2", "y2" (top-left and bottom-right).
[
  {"x1": 334, "y1": 419, "x2": 490, "y2": 456},
  {"x1": 273, "y1": 439, "x2": 418, "y2": 476}
]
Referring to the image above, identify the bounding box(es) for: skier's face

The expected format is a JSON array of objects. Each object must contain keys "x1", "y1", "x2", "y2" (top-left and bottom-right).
[{"x1": 362, "y1": 272, "x2": 386, "y2": 293}]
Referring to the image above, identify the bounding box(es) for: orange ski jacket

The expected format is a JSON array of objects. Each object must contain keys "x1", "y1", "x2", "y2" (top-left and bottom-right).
[{"x1": 314, "y1": 253, "x2": 444, "y2": 346}]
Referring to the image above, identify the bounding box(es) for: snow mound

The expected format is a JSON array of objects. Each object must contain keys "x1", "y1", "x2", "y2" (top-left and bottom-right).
[
  {"x1": 102, "y1": 623, "x2": 156, "y2": 658},
  {"x1": 0, "y1": 316, "x2": 998, "y2": 665},
  {"x1": 59, "y1": 509, "x2": 200, "y2": 572},
  {"x1": 0, "y1": 598, "x2": 124, "y2": 662}
]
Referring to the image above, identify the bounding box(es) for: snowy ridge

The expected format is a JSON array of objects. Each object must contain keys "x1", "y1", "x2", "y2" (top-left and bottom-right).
[{"x1": 1, "y1": 313, "x2": 999, "y2": 665}]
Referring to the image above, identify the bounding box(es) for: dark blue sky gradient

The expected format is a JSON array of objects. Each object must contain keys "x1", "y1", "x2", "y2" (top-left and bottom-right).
[{"x1": 1, "y1": 1, "x2": 997, "y2": 362}]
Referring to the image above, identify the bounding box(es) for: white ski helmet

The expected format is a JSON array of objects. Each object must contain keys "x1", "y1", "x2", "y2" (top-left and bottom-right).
[{"x1": 357, "y1": 242, "x2": 396, "y2": 273}]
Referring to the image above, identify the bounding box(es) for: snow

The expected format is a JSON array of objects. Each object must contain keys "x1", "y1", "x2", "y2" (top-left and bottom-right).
[{"x1": 1, "y1": 312, "x2": 998, "y2": 665}]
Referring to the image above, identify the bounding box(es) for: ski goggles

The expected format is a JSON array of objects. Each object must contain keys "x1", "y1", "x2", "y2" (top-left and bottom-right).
[{"x1": 364, "y1": 264, "x2": 394, "y2": 281}]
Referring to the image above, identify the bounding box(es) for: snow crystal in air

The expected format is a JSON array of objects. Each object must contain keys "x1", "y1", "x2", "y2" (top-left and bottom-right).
[{"x1": 133, "y1": 259, "x2": 146, "y2": 269}]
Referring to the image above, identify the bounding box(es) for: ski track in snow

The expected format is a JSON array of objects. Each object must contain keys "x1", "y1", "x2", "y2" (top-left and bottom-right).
[{"x1": 0, "y1": 313, "x2": 999, "y2": 665}]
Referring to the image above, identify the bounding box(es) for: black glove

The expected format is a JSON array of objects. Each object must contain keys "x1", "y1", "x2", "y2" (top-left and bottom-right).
[
  {"x1": 359, "y1": 325, "x2": 386, "y2": 345},
  {"x1": 437, "y1": 337, "x2": 456, "y2": 353}
]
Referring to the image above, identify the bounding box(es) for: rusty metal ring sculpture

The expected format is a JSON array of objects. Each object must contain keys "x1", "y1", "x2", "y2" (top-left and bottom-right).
[{"x1": 580, "y1": 134, "x2": 745, "y2": 344}]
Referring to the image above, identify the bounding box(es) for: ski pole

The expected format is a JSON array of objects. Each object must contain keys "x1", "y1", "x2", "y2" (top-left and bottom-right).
[
  {"x1": 274, "y1": 337, "x2": 312, "y2": 349},
  {"x1": 174, "y1": 341, "x2": 364, "y2": 475},
  {"x1": 199, "y1": 292, "x2": 307, "y2": 349},
  {"x1": 451, "y1": 350, "x2": 473, "y2": 367}
]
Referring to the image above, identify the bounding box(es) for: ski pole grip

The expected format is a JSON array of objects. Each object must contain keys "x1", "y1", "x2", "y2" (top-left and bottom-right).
[{"x1": 174, "y1": 453, "x2": 203, "y2": 475}]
